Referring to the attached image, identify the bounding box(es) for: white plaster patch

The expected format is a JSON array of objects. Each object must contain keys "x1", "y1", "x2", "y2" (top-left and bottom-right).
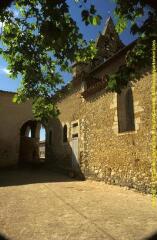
[{"x1": 110, "y1": 93, "x2": 117, "y2": 109}]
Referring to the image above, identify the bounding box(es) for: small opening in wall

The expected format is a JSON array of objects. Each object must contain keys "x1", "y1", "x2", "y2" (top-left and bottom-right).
[
  {"x1": 72, "y1": 122, "x2": 78, "y2": 128},
  {"x1": 63, "y1": 124, "x2": 68, "y2": 143},
  {"x1": 117, "y1": 86, "x2": 135, "y2": 133},
  {"x1": 25, "y1": 126, "x2": 32, "y2": 138},
  {"x1": 72, "y1": 133, "x2": 78, "y2": 138}
]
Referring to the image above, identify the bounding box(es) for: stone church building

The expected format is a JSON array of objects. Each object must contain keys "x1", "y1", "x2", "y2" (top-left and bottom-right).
[{"x1": 0, "y1": 17, "x2": 152, "y2": 193}]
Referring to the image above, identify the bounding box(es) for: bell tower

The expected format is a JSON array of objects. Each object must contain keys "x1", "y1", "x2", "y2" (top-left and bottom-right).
[{"x1": 92, "y1": 17, "x2": 125, "y2": 66}]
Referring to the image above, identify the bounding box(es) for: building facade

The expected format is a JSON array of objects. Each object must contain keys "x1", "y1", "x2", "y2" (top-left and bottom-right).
[
  {"x1": 46, "y1": 18, "x2": 152, "y2": 193},
  {"x1": 0, "y1": 91, "x2": 44, "y2": 167},
  {"x1": 0, "y1": 17, "x2": 153, "y2": 193}
]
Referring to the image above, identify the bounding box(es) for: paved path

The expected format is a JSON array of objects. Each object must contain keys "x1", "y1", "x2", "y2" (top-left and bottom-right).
[{"x1": 0, "y1": 169, "x2": 157, "y2": 240}]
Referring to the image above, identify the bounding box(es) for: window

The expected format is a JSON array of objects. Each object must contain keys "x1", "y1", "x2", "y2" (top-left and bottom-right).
[
  {"x1": 63, "y1": 124, "x2": 68, "y2": 143},
  {"x1": 72, "y1": 133, "x2": 78, "y2": 138},
  {"x1": 49, "y1": 130, "x2": 52, "y2": 145},
  {"x1": 26, "y1": 126, "x2": 32, "y2": 138},
  {"x1": 117, "y1": 86, "x2": 135, "y2": 133},
  {"x1": 72, "y1": 122, "x2": 78, "y2": 128}
]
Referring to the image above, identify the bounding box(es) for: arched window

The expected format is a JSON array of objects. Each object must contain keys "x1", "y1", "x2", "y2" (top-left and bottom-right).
[
  {"x1": 49, "y1": 130, "x2": 52, "y2": 145},
  {"x1": 117, "y1": 86, "x2": 135, "y2": 133},
  {"x1": 63, "y1": 124, "x2": 68, "y2": 143},
  {"x1": 25, "y1": 126, "x2": 32, "y2": 138},
  {"x1": 20, "y1": 120, "x2": 37, "y2": 138}
]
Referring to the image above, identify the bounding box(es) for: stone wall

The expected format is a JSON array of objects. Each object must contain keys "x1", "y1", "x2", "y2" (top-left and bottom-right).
[
  {"x1": 47, "y1": 87, "x2": 82, "y2": 170},
  {"x1": 0, "y1": 91, "x2": 33, "y2": 167},
  {"x1": 48, "y1": 56, "x2": 152, "y2": 192},
  {"x1": 80, "y1": 71, "x2": 151, "y2": 193}
]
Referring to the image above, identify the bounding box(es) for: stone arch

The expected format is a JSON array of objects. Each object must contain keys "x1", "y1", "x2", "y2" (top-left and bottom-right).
[
  {"x1": 20, "y1": 120, "x2": 38, "y2": 138},
  {"x1": 19, "y1": 120, "x2": 47, "y2": 166}
]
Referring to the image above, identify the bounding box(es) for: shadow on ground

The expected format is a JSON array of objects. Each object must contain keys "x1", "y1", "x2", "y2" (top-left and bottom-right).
[{"x1": 0, "y1": 168, "x2": 77, "y2": 188}]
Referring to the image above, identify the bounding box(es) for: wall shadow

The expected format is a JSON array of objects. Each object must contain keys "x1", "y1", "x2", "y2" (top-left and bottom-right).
[
  {"x1": 47, "y1": 117, "x2": 85, "y2": 182},
  {"x1": 0, "y1": 168, "x2": 77, "y2": 187},
  {"x1": 0, "y1": 116, "x2": 85, "y2": 187}
]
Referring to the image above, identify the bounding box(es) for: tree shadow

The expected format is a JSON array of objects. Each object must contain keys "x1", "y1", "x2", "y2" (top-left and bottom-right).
[
  {"x1": 0, "y1": 234, "x2": 10, "y2": 240},
  {"x1": 144, "y1": 232, "x2": 157, "y2": 240}
]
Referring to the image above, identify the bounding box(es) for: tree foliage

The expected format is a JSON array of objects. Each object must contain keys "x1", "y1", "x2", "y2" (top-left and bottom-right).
[
  {"x1": 0, "y1": 0, "x2": 100, "y2": 121},
  {"x1": 0, "y1": 0, "x2": 156, "y2": 120},
  {"x1": 107, "y1": 0, "x2": 157, "y2": 92}
]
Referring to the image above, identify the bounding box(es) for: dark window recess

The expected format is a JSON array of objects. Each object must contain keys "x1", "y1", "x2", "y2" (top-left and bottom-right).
[
  {"x1": 63, "y1": 125, "x2": 68, "y2": 143},
  {"x1": 49, "y1": 130, "x2": 52, "y2": 145},
  {"x1": 72, "y1": 133, "x2": 78, "y2": 138},
  {"x1": 72, "y1": 122, "x2": 78, "y2": 128},
  {"x1": 117, "y1": 86, "x2": 135, "y2": 133}
]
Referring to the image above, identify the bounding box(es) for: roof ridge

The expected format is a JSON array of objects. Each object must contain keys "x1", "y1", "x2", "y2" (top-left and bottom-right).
[{"x1": 0, "y1": 90, "x2": 16, "y2": 94}]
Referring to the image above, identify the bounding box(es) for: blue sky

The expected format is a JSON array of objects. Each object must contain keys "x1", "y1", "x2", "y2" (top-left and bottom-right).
[
  {"x1": 40, "y1": 126, "x2": 46, "y2": 141},
  {"x1": 0, "y1": 0, "x2": 138, "y2": 141}
]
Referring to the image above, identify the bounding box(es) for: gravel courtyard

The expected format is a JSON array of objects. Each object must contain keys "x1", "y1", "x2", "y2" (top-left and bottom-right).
[{"x1": 0, "y1": 169, "x2": 157, "y2": 240}]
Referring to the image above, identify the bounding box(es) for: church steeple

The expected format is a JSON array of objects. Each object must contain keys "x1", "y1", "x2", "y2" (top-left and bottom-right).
[
  {"x1": 95, "y1": 17, "x2": 125, "y2": 62},
  {"x1": 72, "y1": 17, "x2": 125, "y2": 77}
]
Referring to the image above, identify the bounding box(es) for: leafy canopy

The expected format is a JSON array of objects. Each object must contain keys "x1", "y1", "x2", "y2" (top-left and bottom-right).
[
  {"x1": 107, "y1": 0, "x2": 157, "y2": 92},
  {"x1": 0, "y1": 0, "x2": 156, "y2": 120},
  {"x1": 0, "y1": 0, "x2": 101, "y2": 121}
]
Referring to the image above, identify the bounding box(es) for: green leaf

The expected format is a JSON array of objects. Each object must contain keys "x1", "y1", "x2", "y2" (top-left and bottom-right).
[
  {"x1": 12, "y1": 95, "x2": 18, "y2": 103},
  {"x1": 115, "y1": 17, "x2": 127, "y2": 33},
  {"x1": 90, "y1": 15, "x2": 101, "y2": 25},
  {"x1": 90, "y1": 5, "x2": 96, "y2": 15}
]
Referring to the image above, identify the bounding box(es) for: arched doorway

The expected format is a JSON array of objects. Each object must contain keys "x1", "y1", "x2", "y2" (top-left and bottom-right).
[{"x1": 19, "y1": 120, "x2": 46, "y2": 166}]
